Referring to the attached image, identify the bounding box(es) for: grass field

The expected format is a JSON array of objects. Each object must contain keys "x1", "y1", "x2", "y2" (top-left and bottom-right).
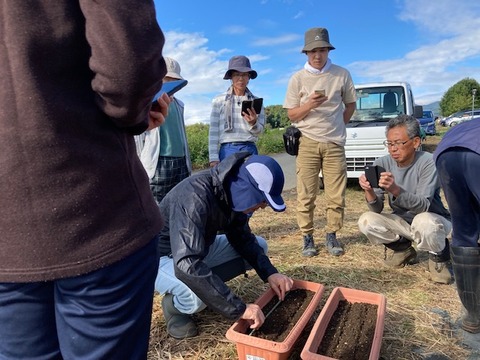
[{"x1": 147, "y1": 128, "x2": 474, "y2": 360}]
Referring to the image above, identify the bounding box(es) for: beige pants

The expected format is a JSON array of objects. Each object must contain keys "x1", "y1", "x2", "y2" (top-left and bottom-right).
[
  {"x1": 296, "y1": 136, "x2": 347, "y2": 235},
  {"x1": 358, "y1": 211, "x2": 452, "y2": 253}
]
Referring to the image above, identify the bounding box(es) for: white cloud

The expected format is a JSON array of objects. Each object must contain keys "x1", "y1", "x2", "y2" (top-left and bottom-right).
[
  {"x1": 350, "y1": 0, "x2": 480, "y2": 105},
  {"x1": 293, "y1": 11, "x2": 304, "y2": 20},
  {"x1": 158, "y1": 0, "x2": 480, "y2": 124},
  {"x1": 162, "y1": 31, "x2": 230, "y2": 124},
  {"x1": 162, "y1": 31, "x2": 275, "y2": 125},
  {"x1": 399, "y1": 0, "x2": 480, "y2": 35},
  {"x1": 252, "y1": 34, "x2": 301, "y2": 47},
  {"x1": 221, "y1": 26, "x2": 248, "y2": 35}
]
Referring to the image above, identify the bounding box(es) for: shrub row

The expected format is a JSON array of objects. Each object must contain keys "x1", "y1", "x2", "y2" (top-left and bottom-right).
[{"x1": 185, "y1": 124, "x2": 285, "y2": 170}]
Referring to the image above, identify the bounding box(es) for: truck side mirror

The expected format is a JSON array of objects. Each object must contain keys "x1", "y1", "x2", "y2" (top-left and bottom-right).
[{"x1": 414, "y1": 105, "x2": 423, "y2": 118}]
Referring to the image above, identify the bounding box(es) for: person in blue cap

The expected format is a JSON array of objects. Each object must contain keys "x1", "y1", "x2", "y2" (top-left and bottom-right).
[{"x1": 154, "y1": 152, "x2": 294, "y2": 339}]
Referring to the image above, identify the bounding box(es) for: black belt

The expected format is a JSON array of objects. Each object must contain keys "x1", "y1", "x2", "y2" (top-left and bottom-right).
[{"x1": 222, "y1": 141, "x2": 254, "y2": 146}]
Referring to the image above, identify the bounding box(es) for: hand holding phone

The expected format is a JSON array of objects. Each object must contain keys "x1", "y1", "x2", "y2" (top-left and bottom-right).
[
  {"x1": 241, "y1": 98, "x2": 263, "y2": 115},
  {"x1": 364, "y1": 165, "x2": 386, "y2": 188},
  {"x1": 148, "y1": 93, "x2": 170, "y2": 129},
  {"x1": 157, "y1": 79, "x2": 188, "y2": 98},
  {"x1": 151, "y1": 79, "x2": 188, "y2": 111}
]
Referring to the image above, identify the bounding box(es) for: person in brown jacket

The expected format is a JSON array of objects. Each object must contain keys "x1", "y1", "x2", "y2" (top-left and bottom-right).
[{"x1": 0, "y1": 2, "x2": 168, "y2": 359}]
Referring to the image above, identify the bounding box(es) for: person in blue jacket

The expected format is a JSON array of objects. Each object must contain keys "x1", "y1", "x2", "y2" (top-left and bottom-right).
[{"x1": 434, "y1": 119, "x2": 480, "y2": 333}]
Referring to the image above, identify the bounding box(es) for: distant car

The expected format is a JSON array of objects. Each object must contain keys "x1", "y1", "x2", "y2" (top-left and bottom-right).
[
  {"x1": 418, "y1": 110, "x2": 436, "y2": 135},
  {"x1": 440, "y1": 110, "x2": 465, "y2": 126},
  {"x1": 446, "y1": 109, "x2": 480, "y2": 127}
]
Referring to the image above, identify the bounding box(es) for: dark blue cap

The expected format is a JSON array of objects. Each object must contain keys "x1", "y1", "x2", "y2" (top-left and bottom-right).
[{"x1": 229, "y1": 155, "x2": 286, "y2": 212}]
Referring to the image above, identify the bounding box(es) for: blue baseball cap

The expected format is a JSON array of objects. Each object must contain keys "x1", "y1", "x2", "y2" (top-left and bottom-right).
[{"x1": 229, "y1": 155, "x2": 286, "y2": 212}]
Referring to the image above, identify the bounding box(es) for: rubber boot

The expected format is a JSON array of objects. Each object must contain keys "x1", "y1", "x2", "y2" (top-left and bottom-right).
[
  {"x1": 428, "y1": 239, "x2": 453, "y2": 284},
  {"x1": 383, "y1": 237, "x2": 417, "y2": 268},
  {"x1": 451, "y1": 246, "x2": 480, "y2": 333},
  {"x1": 161, "y1": 294, "x2": 198, "y2": 339}
]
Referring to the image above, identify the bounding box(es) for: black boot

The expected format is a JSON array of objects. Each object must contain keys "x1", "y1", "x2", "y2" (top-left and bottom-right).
[
  {"x1": 451, "y1": 246, "x2": 480, "y2": 333},
  {"x1": 428, "y1": 239, "x2": 453, "y2": 284},
  {"x1": 162, "y1": 294, "x2": 198, "y2": 339}
]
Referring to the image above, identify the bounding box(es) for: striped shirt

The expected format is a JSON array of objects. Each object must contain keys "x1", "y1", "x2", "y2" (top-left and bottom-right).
[{"x1": 208, "y1": 90, "x2": 265, "y2": 162}]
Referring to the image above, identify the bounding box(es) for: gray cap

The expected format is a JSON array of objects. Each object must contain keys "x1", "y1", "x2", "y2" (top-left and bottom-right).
[
  {"x1": 223, "y1": 55, "x2": 258, "y2": 80},
  {"x1": 302, "y1": 27, "x2": 335, "y2": 53}
]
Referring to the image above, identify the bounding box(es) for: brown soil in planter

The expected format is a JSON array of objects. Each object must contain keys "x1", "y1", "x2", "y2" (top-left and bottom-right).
[
  {"x1": 317, "y1": 300, "x2": 377, "y2": 360},
  {"x1": 246, "y1": 289, "x2": 314, "y2": 342}
]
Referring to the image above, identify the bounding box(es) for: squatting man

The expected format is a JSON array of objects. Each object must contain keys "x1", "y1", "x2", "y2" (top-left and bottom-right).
[
  {"x1": 154, "y1": 152, "x2": 294, "y2": 339},
  {"x1": 357, "y1": 114, "x2": 452, "y2": 284}
]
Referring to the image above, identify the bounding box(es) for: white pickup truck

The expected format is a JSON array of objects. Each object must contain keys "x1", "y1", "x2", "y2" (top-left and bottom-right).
[{"x1": 344, "y1": 81, "x2": 424, "y2": 178}]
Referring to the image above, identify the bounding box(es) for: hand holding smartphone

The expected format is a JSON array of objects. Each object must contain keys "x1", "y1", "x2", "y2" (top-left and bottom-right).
[
  {"x1": 151, "y1": 79, "x2": 188, "y2": 111},
  {"x1": 241, "y1": 98, "x2": 263, "y2": 114},
  {"x1": 364, "y1": 165, "x2": 386, "y2": 188}
]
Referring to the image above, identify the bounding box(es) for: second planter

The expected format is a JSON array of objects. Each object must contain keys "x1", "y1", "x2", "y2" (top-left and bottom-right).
[{"x1": 301, "y1": 286, "x2": 387, "y2": 360}]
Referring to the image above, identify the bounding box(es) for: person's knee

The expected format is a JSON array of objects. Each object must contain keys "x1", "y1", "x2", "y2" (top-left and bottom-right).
[
  {"x1": 358, "y1": 211, "x2": 377, "y2": 233},
  {"x1": 173, "y1": 292, "x2": 206, "y2": 314},
  {"x1": 411, "y1": 212, "x2": 433, "y2": 226},
  {"x1": 255, "y1": 236, "x2": 268, "y2": 255}
]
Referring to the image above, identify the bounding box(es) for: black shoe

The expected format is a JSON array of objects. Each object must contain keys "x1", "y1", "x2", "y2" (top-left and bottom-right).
[
  {"x1": 326, "y1": 233, "x2": 344, "y2": 256},
  {"x1": 162, "y1": 294, "x2": 198, "y2": 339},
  {"x1": 302, "y1": 234, "x2": 318, "y2": 257}
]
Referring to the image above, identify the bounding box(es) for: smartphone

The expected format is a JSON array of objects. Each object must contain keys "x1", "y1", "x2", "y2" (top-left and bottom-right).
[
  {"x1": 364, "y1": 165, "x2": 385, "y2": 188},
  {"x1": 156, "y1": 79, "x2": 188, "y2": 98},
  {"x1": 315, "y1": 89, "x2": 326, "y2": 97},
  {"x1": 151, "y1": 79, "x2": 188, "y2": 110},
  {"x1": 241, "y1": 98, "x2": 263, "y2": 114}
]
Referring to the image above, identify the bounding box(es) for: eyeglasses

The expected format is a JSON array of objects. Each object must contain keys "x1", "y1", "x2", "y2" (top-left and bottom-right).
[
  {"x1": 383, "y1": 138, "x2": 413, "y2": 149},
  {"x1": 232, "y1": 73, "x2": 250, "y2": 79}
]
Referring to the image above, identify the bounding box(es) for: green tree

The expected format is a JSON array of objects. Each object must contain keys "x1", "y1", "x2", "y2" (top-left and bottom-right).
[
  {"x1": 265, "y1": 105, "x2": 290, "y2": 128},
  {"x1": 185, "y1": 123, "x2": 286, "y2": 169},
  {"x1": 439, "y1": 77, "x2": 480, "y2": 117},
  {"x1": 256, "y1": 128, "x2": 285, "y2": 154},
  {"x1": 185, "y1": 123, "x2": 210, "y2": 169}
]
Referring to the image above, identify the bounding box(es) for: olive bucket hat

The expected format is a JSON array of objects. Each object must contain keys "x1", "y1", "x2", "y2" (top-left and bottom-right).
[
  {"x1": 302, "y1": 27, "x2": 335, "y2": 53},
  {"x1": 223, "y1": 55, "x2": 258, "y2": 80}
]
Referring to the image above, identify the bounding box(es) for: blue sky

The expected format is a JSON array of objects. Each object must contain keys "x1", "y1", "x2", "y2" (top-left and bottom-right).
[{"x1": 153, "y1": 0, "x2": 480, "y2": 124}]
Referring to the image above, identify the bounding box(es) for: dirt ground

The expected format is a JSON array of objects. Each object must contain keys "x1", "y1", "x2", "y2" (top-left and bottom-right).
[{"x1": 147, "y1": 131, "x2": 479, "y2": 360}]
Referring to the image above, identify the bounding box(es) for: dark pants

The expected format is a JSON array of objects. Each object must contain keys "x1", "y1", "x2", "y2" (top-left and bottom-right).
[
  {"x1": 0, "y1": 237, "x2": 159, "y2": 360},
  {"x1": 437, "y1": 148, "x2": 480, "y2": 247},
  {"x1": 150, "y1": 156, "x2": 189, "y2": 205}
]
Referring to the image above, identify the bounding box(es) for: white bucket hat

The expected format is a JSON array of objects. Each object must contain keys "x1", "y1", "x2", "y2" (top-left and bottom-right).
[{"x1": 164, "y1": 57, "x2": 184, "y2": 80}]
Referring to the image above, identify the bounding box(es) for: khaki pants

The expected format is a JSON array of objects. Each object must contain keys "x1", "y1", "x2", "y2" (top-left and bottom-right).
[
  {"x1": 296, "y1": 136, "x2": 347, "y2": 235},
  {"x1": 358, "y1": 211, "x2": 452, "y2": 252}
]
